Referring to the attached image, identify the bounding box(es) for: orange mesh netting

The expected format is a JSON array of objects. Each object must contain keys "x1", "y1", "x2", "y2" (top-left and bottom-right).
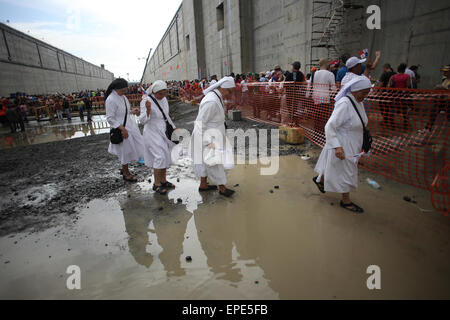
[{"x1": 179, "y1": 82, "x2": 449, "y2": 216}]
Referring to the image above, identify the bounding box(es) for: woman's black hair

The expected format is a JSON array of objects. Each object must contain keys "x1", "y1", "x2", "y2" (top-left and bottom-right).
[
  {"x1": 398, "y1": 63, "x2": 407, "y2": 73},
  {"x1": 105, "y1": 78, "x2": 128, "y2": 100}
]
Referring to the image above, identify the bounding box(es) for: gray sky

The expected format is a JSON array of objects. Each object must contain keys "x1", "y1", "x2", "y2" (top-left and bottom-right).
[{"x1": 0, "y1": 0, "x2": 183, "y2": 82}]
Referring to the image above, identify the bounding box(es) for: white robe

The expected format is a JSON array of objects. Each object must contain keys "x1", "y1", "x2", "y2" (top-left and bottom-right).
[
  {"x1": 314, "y1": 94, "x2": 368, "y2": 193},
  {"x1": 139, "y1": 95, "x2": 176, "y2": 169},
  {"x1": 106, "y1": 90, "x2": 144, "y2": 165},
  {"x1": 190, "y1": 90, "x2": 234, "y2": 185}
]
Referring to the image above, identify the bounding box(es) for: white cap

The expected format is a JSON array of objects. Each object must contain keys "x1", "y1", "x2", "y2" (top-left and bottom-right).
[
  {"x1": 151, "y1": 80, "x2": 168, "y2": 94},
  {"x1": 346, "y1": 57, "x2": 366, "y2": 69},
  {"x1": 334, "y1": 75, "x2": 372, "y2": 102},
  {"x1": 203, "y1": 76, "x2": 236, "y2": 95}
]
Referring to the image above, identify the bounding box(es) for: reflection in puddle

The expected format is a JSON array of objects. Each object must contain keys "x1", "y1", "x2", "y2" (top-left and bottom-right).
[
  {"x1": 0, "y1": 117, "x2": 111, "y2": 149},
  {"x1": 0, "y1": 156, "x2": 449, "y2": 299}
]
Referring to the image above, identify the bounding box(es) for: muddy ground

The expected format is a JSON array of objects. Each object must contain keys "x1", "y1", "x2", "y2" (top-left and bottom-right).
[{"x1": 0, "y1": 101, "x2": 308, "y2": 236}]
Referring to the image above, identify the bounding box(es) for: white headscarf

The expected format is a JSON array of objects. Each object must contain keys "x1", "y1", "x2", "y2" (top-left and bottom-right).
[
  {"x1": 334, "y1": 75, "x2": 372, "y2": 102},
  {"x1": 203, "y1": 76, "x2": 236, "y2": 95},
  {"x1": 151, "y1": 80, "x2": 168, "y2": 94}
]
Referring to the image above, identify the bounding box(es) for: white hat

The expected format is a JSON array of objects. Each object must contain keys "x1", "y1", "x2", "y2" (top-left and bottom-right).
[
  {"x1": 346, "y1": 57, "x2": 366, "y2": 69},
  {"x1": 151, "y1": 80, "x2": 167, "y2": 94},
  {"x1": 203, "y1": 76, "x2": 236, "y2": 94},
  {"x1": 334, "y1": 75, "x2": 372, "y2": 102}
]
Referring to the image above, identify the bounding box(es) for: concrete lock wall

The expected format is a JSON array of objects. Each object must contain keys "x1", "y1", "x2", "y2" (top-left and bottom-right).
[
  {"x1": 142, "y1": 0, "x2": 450, "y2": 89},
  {"x1": 0, "y1": 23, "x2": 114, "y2": 97}
]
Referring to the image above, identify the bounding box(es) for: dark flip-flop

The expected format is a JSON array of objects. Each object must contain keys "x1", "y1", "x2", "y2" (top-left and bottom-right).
[
  {"x1": 199, "y1": 185, "x2": 218, "y2": 192},
  {"x1": 340, "y1": 201, "x2": 364, "y2": 213},
  {"x1": 312, "y1": 176, "x2": 326, "y2": 194},
  {"x1": 153, "y1": 185, "x2": 167, "y2": 195},
  {"x1": 219, "y1": 189, "x2": 235, "y2": 198},
  {"x1": 162, "y1": 181, "x2": 176, "y2": 189}
]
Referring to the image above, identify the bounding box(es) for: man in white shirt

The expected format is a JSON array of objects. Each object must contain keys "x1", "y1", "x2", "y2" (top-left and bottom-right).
[
  {"x1": 312, "y1": 58, "x2": 337, "y2": 105},
  {"x1": 209, "y1": 75, "x2": 218, "y2": 85},
  {"x1": 405, "y1": 67, "x2": 416, "y2": 88},
  {"x1": 240, "y1": 75, "x2": 248, "y2": 105},
  {"x1": 310, "y1": 58, "x2": 337, "y2": 136}
]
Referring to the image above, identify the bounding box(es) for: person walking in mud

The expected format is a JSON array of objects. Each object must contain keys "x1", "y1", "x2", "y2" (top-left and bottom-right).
[
  {"x1": 139, "y1": 80, "x2": 178, "y2": 195},
  {"x1": 190, "y1": 76, "x2": 236, "y2": 197},
  {"x1": 83, "y1": 97, "x2": 93, "y2": 122},
  {"x1": 313, "y1": 76, "x2": 372, "y2": 213},
  {"x1": 63, "y1": 97, "x2": 71, "y2": 121},
  {"x1": 105, "y1": 78, "x2": 145, "y2": 182}
]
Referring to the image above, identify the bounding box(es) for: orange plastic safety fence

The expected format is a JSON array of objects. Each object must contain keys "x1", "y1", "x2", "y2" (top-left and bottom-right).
[
  {"x1": 179, "y1": 82, "x2": 449, "y2": 215},
  {"x1": 431, "y1": 163, "x2": 449, "y2": 217}
]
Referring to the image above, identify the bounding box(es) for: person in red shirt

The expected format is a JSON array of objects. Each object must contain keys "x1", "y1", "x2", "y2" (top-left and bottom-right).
[
  {"x1": 388, "y1": 63, "x2": 411, "y2": 89},
  {"x1": 0, "y1": 99, "x2": 8, "y2": 127},
  {"x1": 388, "y1": 63, "x2": 411, "y2": 130}
]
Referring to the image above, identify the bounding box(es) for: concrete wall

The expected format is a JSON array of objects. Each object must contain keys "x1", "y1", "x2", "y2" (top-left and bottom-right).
[
  {"x1": 142, "y1": 2, "x2": 198, "y2": 83},
  {"x1": 142, "y1": 0, "x2": 450, "y2": 88},
  {"x1": 0, "y1": 23, "x2": 114, "y2": 96},
  {"x1": 339, "y1": 0, "x2": 450, "y2": 89}
]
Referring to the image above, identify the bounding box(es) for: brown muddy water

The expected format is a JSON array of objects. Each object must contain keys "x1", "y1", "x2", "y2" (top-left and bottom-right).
[{"x1": 0, "y1": 155, "x2": 449, "y2": 300}]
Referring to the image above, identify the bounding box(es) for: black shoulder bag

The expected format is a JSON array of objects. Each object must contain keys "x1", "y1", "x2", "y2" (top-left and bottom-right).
[
  {"x1": 149, "y1": 95, "x2": 178, "y2": 144},
  {"x1": 347, "y1": 97, "x2": 372, "y2": 153},
  {"x1": 109, "y1": 97, "x2": 128, "y2": 145},
  {"x1": 212, "y1": 90, "x2": 228, "y2": 130}
]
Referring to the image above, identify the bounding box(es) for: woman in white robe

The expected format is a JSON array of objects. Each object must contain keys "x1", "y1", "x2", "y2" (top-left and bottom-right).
[
  {"x1": 106, "y1": 78, "x2": 144, "y2": 182},
  {"x1": 139, "y1": 80, "x2": 177, "y2": 195},
  {"x1": 313, "y1": 76, "x2": 372, "y2": 213},
  {"x1": 190, "y1": 76, "x2": 236, "y2": 197}
]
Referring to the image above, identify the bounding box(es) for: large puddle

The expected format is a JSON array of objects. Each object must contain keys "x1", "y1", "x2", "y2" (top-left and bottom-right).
[
  {"x1": 0, "y1": 116, "x2": 111, "y2": 149},
  {"x1": 0, "y1": 155, "x2": 449, "y2": 299}
]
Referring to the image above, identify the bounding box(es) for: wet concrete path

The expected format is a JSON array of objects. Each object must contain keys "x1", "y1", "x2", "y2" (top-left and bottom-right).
[{"x1": 1, "y1": 155, "x2": 449, "y2": 300}]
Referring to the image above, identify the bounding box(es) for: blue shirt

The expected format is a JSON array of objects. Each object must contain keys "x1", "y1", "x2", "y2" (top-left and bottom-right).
[{"x1": 336, "y1": 66, "x2": 348, "y2": 82}]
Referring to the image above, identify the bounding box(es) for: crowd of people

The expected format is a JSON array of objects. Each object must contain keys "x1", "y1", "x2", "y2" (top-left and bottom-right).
[
  {"x1": 0, "y1": 89, "x2": 108, "y2": 133},
  {"x1": 167, "y1": 50, "x2": 450, "y2": 98}
]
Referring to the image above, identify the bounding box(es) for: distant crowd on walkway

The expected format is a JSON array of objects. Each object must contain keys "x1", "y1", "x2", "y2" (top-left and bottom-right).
[
  {"x1": 162, "y1": 51, "x2": 449, "y2": 134},
  {"x1": 0, "y1": 86, "x2": 144, "y2": 133},
  {"x1": 163, "y1": 50, "x2": 449, "y2": 96}
]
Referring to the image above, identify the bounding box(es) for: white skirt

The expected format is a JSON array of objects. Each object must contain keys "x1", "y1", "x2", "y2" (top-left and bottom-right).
[
  {"x1": 314, "y1": 147, "x2": 359, "y2": 194},
  {"x1": 108, "y1": 128, "x2": 145, "y2": 165}
]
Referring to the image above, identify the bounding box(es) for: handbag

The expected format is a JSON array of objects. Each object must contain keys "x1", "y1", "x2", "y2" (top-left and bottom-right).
[
  {"x1": 347, "y1": 97, "x2": 372, "y2": 153},
  {"x1": 149, "y1": 95, "x2": 179, "y2": 144},
  {"x1": 110, "y1": 97, "x2": 128, "y2": 145}
]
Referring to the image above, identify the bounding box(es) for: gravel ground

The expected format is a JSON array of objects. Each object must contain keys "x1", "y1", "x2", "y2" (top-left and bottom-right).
[{"x1": 0, "y1": 101, "x2": 313, "y2": 236}]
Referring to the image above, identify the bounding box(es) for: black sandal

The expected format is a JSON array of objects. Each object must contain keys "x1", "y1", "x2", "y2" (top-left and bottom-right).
[
  {"x1": 162, "y1": 181, "x2": 176, "y2": 189},
  {"x1": 199, "y1": 185, "x2": 218, "y2": 192},
  {"x1": 219, "y1": 189, "x2": 235, "y2": 198},
  {"x1": 340, "y1": 201, "x2": 364, "y2": 213},
  {"x1": 153, "y1": 185, "x2": 168, "y2": 195},
  {"x1": 312, "y1": 176, "x2": 326, "y2": 194}
]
